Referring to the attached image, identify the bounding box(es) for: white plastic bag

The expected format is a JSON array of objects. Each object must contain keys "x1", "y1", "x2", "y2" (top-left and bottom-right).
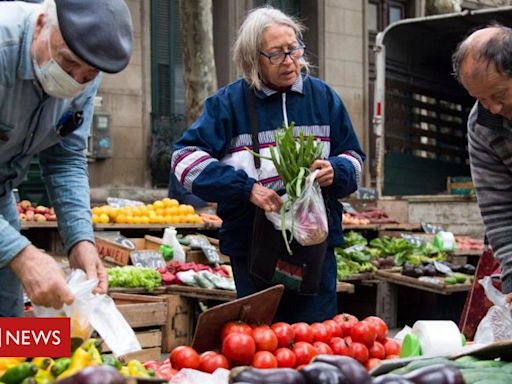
[
  {"x1": 474, "y1": 276, "x2": 512, "y2": 344},
  {"x1": 33, "y1": 269, "x2": 141, "y2": 357},
  {"x1": 266, "y1": 170, "x2": 328, "y2": 246}
]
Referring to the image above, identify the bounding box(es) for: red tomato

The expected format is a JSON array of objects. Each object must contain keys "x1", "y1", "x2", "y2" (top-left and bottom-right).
[
  {"x1": 271, "y1": 322, "x2": 295, "y2": 348},
  {"x1": 310, "y1": 322, "x2": 332, "y2": 343},
  {"x1": 274, "y1": 347, "x2": 296, "y2": 368},
  {"x1": 170, "y1": 345, "x2": 200, "y2": 370},
  {"x1": 221, "y1": 332, "x2": 256, "y2": 365},
  {"x1": 351, "y1": 342, "x2": 369, "y2": 364},
  {"x1": 252, "y1": 350, "x2": 278, "y2": 368},
  {"x1": 252, "y1": 325, "x2": 278, "y2": 352},
  {"x1": 292, "y1": 341, "x2": 317, "y2": 366},
  {"x1": 323, "y1": 319, "x2": 343, "y2": 338},
  {"x1": 351, "y1": 321, "x2": 377, "y2": 348},
  {"x1": 291, "y1": 322, "x2": 314, "y2": 343},
  {"x1": 383, "y1": 338, "x2": 401, "y2": 356},
  {"x1": 369, "y1": 341, "x2": 386, "y2": 360},
  {"x1": 220, "y1": 321, "x2": 253, "y2": 340},
  {"x1": 313, "y1": 341, "x2": 333, "y2": 355},
  {"x1": 143, "y1": 360, "x2": 160, "y2": 371},
  {"x1": 363, "y1": 316, "x2": 389, "y2": 342},
  {"x1": 344, "y1": 336, "x2": 353, "y2": 346},
  {"x1": 329, "y1": 336, "x2": 352, "y2": 356},
  {"x1": 365, "y1": 357, "x2": 381, "y2": 370},
  {"x1": 333, "y1": 313, "x2": 359, "y2": 336},
  {"x1": 156, "y1": 364, "x2": 178, "y2": 381},
  {"x1": 199, "y1": 351, "x2": 217, "y2": 360},
  {"x1": 198, "y1": 352, "x2": 230, "y2": 373}
]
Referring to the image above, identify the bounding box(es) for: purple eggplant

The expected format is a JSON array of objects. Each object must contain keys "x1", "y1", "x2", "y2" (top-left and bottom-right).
[
  {"x1": 54, "y1": 366, "x2": 126, "y2": 384},
  {"x1": 372, "y1": 374, "x2": 414, "y2": 384},
  {"x1": 402, "y1": 364, "x2": 464, "y2": 384},
  {"x1": 230, "y1": 367, "x2": 306, "y2": 384},
  {"x1": 313, "y1": 355, "x2": 371, "y2": 384},
  {"x1": 300, "y1": 362, "x2": 349, "y2": 384}
]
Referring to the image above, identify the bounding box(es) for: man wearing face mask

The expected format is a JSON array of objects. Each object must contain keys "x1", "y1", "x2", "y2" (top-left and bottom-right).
[{"x1": 0, "y1": 0, "x2": 133, "y2": 316}]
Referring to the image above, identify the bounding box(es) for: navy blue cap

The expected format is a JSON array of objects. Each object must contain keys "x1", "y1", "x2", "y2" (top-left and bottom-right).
[{"x1": 55, "y1": 0, "x2": 133, "y2": 73}]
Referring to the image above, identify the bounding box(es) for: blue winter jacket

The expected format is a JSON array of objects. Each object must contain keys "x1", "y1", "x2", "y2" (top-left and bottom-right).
[{"x1": 172, "y1": 74, "x2": 365, "y2": 258}]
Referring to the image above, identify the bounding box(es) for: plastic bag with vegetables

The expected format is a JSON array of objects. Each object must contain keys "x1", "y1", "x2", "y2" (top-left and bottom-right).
[
  {"x1": 33, "y1": 269, "x2": 141, "y2": 357},
  {"x1": 266, "y1": 170, "x2": 328, "y2": 247}
]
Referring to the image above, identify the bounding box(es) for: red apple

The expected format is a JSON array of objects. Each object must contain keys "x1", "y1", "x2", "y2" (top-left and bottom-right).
[
  {"x1": 35, "y1": 205, "x2": 50, "y2": 215},
  {"x1": 19, "y1": 213, "x2": 27, "y2": 222},
  {"x1": 19, "y1": 200, "x2": 32, "y2": 210},
  {"x1": 34, "y1": 213, "x2": 47, "y2": 222}
]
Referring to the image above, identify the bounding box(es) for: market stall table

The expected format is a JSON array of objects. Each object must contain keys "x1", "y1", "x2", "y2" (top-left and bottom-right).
[{"x1": 374, "y1": 269, "x2": 472, "y2": 329}]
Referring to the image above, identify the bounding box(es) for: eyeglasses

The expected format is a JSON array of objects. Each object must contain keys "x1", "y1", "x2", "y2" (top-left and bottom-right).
[{"x1": 259, "y1": 45, "x2": 305, "y2": 65}]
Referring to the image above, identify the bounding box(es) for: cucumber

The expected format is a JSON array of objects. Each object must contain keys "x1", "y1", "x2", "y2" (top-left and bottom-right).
[
  {"x1": 396, "y1": 357, "x2": 454, "y2": 373},
  {"x1": 462, "y1": 370, "x2": 512, "y2": 384},
  {"x1": 453, "y1": 272, "x2": 468, "y2": 283},
  {"x1": 444, "y1": 276, "x2": 458, "y2": 285}
]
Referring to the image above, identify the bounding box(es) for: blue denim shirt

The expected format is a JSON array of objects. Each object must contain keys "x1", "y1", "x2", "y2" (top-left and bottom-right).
[{"x1": 0, "y1": 2, "x2": 99, "y2": 267}]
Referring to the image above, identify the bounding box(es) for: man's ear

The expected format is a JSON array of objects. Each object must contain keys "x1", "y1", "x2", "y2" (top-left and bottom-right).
[{"x1": 33, "y1": 14, "x2": 46, "y2": 40}]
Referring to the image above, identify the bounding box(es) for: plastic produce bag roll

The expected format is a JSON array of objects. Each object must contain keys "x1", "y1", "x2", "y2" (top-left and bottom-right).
[{"x1": 412, "y1": 320, "x2": 463, "y2": 357}]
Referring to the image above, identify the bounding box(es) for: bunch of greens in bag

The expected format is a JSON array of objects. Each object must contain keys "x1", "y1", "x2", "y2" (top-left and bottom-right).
[{"x1": 247, "y1": 122, "x2": 324, "y2": 253}]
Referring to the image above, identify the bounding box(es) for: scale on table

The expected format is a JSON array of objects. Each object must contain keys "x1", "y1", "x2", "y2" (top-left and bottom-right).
[{"x1": 192, "y1": 284, "x2": 284, "y2": 352}]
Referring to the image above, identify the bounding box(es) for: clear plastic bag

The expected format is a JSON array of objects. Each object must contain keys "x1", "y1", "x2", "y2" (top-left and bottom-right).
[
  {"x1": 474, "y1": 276, "x2": 512, "y2": 344},
  {"x1": 266, "y1": 170, "x2": 328, "y2": 246},
  {"x1": 33, "y1": 269, "x2": 141, "y2": 357}
]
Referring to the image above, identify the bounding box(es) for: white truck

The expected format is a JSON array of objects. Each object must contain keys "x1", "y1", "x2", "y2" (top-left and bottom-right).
[{"x1": 372, "y1": 6, "x2": 512, "y2": 196}]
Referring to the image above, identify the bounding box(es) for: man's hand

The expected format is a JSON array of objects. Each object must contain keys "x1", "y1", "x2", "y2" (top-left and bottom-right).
[
  {"x1": 250, "y1": 183, "x2": 283, "y2": 213},
  {"x1": 506, "y1": 292, "x2": 512, "y2": 306},
  {"x1": 10, "y1": 245, "x2": 74, "y2": 309},
  {"x1": 69, "y1": 241, "x2": 108, "y2": 294},
  {"x1": 310, "y1": 159, "x2": 334, "y2": 187}
]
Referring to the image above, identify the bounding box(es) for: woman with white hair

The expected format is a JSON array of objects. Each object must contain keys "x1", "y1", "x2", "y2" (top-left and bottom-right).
[{"x1": 172, "y1": 6, "x2": 364, "y2": 322}]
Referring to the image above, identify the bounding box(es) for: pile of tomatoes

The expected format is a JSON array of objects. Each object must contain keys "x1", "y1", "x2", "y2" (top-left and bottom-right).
[{"x1": 166, "y1": 313, "x2": 400, "y2": 375}]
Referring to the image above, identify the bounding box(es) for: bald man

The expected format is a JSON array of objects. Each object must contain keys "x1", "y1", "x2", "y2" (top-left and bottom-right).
[{"x1": 453, "y1": 25, "x2": 512, "y2": 303}]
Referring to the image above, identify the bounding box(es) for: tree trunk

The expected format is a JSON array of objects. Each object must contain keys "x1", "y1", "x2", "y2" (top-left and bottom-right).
[
  {"x1": 180, "y1": 0, "x2": 217, "y2": 126},
  {"x1": 425, "y1": 0, "x2": 462, "y2": 15}
]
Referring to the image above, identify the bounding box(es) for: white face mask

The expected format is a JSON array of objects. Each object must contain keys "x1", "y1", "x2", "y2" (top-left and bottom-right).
[{"x1": 33, "y1": 35, "x2": 91, "y2": 99}]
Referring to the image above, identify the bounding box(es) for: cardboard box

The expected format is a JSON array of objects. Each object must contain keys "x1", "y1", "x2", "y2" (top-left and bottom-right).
[{"x1": 95, "y1": 235, "x2": 162, "y2": 266}]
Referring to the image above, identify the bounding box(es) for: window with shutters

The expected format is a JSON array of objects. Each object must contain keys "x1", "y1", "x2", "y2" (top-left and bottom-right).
[{"x1": 150, "y1": 0, "x2": 186, "y2": 187}]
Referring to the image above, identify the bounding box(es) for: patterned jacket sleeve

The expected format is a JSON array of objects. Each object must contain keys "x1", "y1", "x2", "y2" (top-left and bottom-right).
[
  {"x1": 325, "y1": 86, "x2": 365, "y2": 199},
  {"x1": 171, "y1": 94, "x2": 256, "y2": 204}
]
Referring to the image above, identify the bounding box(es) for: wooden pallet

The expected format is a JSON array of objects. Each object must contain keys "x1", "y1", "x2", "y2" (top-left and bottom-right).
[{"x1": 375, "y1": 269, "x2": 471, "y2": 295}]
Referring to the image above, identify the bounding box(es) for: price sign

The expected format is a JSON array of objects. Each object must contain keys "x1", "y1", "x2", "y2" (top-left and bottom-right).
[{"x1": 130, "y1": 250, "x2": 165, "y2": 268}]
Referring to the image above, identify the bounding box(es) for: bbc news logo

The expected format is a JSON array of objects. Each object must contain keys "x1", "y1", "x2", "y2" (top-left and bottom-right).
[{"x1": 0, "y1": 318, "x2": 70, "y2": 357}]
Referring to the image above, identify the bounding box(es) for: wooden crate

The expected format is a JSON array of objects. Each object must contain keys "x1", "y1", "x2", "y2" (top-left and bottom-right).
[
  {"x1": 111, "y1": 293, "x2": 168, "y2": 360},
  {"x1": 161, "y1": 294, "x2": 195, "y2": 353},
  {"x1": 447, "y1": 176, "x2": 474, "y2": 195}
]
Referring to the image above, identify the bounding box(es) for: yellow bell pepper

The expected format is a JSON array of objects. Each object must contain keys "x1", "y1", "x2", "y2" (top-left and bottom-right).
[
  {"x1": 30, "y1": 358, "x2": 53, "y2": 372},
  {"x1": 81, "y1": 339, "x2": 102, "y2": 365},
  {"x1": 119, "y1": 366, "x2": 130, "y2": 377},
  {"x1": 56, "y1": 347, "x2": 93, "y2": 380},
  {"x1": 33, "y1": 368, "x2": 54, "y2": 384},
  {"x1": 127, "y1": 359, "x2": 150, "y2": 378}
]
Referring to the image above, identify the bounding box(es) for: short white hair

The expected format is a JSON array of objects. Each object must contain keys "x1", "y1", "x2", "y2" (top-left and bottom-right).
[{"x1": 232, "y1": 5, "x2": 310, "y2": 90}]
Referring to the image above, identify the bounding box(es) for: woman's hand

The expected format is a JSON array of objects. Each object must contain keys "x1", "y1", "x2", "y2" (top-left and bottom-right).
[
  {"x1": 250, "y1": 183, "x2": 283, "y2": 213},
  {"x1": 310, "y1": 159, "x2": 334, "y2": 187}
]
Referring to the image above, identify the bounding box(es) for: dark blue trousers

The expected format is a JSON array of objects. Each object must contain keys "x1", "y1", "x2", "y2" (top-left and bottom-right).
[{"x1": 230, "y1": 248, "x2": 337, "y2": 323}]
